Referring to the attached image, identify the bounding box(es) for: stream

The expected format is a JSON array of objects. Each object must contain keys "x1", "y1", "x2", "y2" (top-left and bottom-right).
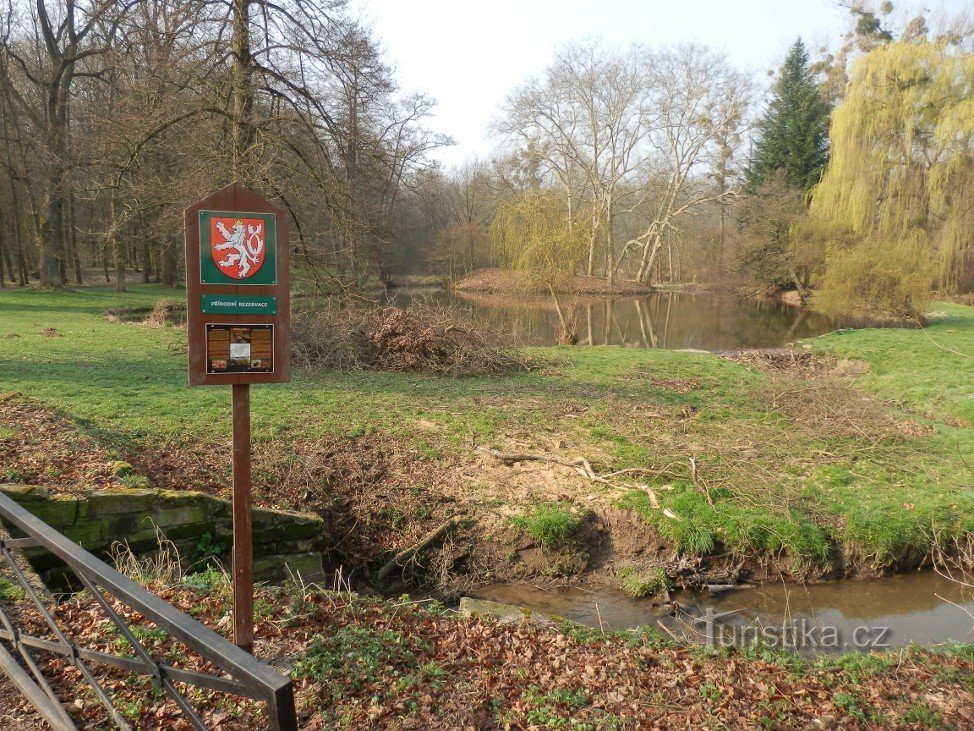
[{"x1": 473, "y1": 572, "x2": 974, "y2": 655}]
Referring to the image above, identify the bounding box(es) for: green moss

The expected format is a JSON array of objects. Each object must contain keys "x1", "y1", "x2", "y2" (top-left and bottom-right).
[
  {"x1": 118, "y1": 474, "x2": 151, "y2": 489},
  {"x1": 110, "y1": 460, "x2": 134, "y2": 477}
]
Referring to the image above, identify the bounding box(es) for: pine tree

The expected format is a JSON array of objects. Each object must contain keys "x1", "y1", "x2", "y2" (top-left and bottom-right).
[{"x1": 746, "y1": 39, "x2": 830, "y2": 192}]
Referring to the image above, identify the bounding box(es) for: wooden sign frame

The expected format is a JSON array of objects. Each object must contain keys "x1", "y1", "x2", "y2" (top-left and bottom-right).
[{"x1": 185, "y1": 182, "x2": 290, "y2": 387}]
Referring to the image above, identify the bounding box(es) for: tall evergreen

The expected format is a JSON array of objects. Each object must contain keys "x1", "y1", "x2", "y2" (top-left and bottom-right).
[{"x1": 746, "y1": 39, "x2": 830, "y2": 192}]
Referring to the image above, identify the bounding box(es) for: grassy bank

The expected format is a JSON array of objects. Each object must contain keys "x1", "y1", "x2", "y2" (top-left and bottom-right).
[
  {"x1": 0, "y1": 285, "x2": 972, "y2": 578},
  {"x1": 813, "y1": 303, "x2": 974, "y2": 426}
]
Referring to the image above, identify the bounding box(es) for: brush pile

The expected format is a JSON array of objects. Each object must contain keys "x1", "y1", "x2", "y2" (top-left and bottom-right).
[{"x1": 291, "y1": 300, "x2": 527, "y2": 376}]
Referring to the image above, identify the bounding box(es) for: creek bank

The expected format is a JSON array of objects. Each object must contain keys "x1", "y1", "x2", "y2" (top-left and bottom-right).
[
  {"x1": 367, "y1": 273, "x2": 445, "y2": 292},
  {"x1": 7, "y1": 575, "x2": 974, "y2": 728},
  {"x1": 2, "y1": 389, "x2": 952, "y2": 599}
]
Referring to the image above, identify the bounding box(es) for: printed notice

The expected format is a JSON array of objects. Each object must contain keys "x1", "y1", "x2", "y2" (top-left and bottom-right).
[{"x1": 205, "y1": 324, "x2": 274, "y2": 374}]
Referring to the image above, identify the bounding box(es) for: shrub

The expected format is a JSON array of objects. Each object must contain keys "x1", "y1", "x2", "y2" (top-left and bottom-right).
[{"x1": 816, "y1": 234, "x2": 935, "y2": 320}]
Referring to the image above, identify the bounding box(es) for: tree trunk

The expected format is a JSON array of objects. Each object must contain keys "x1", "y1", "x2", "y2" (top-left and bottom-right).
[
  {"x1": 231, "y1": 0, "x2": 255, "y2": 181},
  {"x1": 8, "y1": 184, "x2": 27, "y2": 286},
  {"x1": 604, "y1": 196, "x2": 614, "y2": 285},
  {"x1": 0, "y1": 95, "x2": 23, "y2": 285},
  {"x1": 67, "y1": 192, "x2": 82, "y2": 284},
  {"x1": 140, "y1": 213, "x2": 151, "y2": 284},
  {"x1": 667, "y1": 239, "x2": 674, "y2": 283},
  {"x1": 587, "y1": 203, "x2": 598, "y2": 277},
  {"x1": 15, "y1": 231, "x2": 28, "y2": 286},
  {"x1": 789, "y1": 269, "x2": 807, "y2": 305},
  {"x1": 636, "y1": 235, "x2": 664, "y2": 284},
  {"x1": 0, "y1": 213, "x2": 6, "y2": 287},
  {"x1": 110, "y1": 193, "x2": 126, "y2": 292},
  {"x1": 38, "y1": 164, "x2": 66, "y2": 286},
  {"x1": 717, "y1": 198, "x2": 726, "y2": 279},
  {"x1": 161, "y1": 238, "x2": 178, "y2": 287}
]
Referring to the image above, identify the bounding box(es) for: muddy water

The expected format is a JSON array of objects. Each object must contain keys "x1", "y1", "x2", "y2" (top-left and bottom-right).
[
  {"x1": 388, "y1": 289, "x2": 839, "y2": 351},
  {"x1": 474, "y1": 573, "x2": 974, "y2": 654}
]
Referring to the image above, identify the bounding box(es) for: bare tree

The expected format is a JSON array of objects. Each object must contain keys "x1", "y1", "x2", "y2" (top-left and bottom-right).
[
  {"x1": 496, "y1": 39, "x2": 654, "y2": 283},
  {"x1": 493, "y1": 41, "x2": 750, "y2": 287},
  {"x1": 0, "y1": 0, "x2": 134, "y2": 286},
  {"x1": 621, "y1": 44, "x2": 751, "y2": 284}
]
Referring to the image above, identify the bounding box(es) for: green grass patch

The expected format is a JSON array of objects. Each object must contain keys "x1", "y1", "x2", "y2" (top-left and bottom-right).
[
  {"x1": 617, "y1": 485, "x2": 832, "y2": 568},
  {"x1": 812, "y1": 303, "x2": 974, "y2": 426},
  {"x1": 902, "y1": 703, "x2": 942, "y2": 728},
  {"x1": 498, "y1": 686, "x2": 618, "y2": 730},
  {"x1": 814, "y1": 651, "x2": 896, "y2": 682},
  {"x1": 0, "y1": 574, "x2": 26, "y2": 602},
  {"x1": 617, "y1": 566, "x2": 671, "y2": 599},
  {"x1": 511, "y1": 502, "x2": 583, "y2": 550},
  {"x1": 296, "y1": 625, "x2": 433, "y2": 699}
]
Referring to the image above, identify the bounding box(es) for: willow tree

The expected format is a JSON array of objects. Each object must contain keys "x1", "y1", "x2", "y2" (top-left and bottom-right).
[
  {"x1": 811, "y1": 39, "x2": 974, "y2": 316},
  {"x1": 490, "y1": 191, "x2": 589, "y2": 343}
]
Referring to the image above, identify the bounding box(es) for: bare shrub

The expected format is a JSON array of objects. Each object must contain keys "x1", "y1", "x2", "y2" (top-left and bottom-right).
[
  {"x1": 428, "y1": 535, "x2": 489, "y2": 600},
  {"x1": 932, "y1": 532, "x2": 974, "y2": 628},
  {"x1": 291, "y1": 298, "x2": 530, "y2": 376},
  {"x1": 109, "y1": 523, "x2": 183, "y2": 587},
  {"x1": 145, "y1": 299, "x2": 185, "y2": 327}
]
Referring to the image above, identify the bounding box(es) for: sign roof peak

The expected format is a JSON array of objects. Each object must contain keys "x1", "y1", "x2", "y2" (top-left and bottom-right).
[{"x1": 186, "y1": 181, "x2": 282, "y2": 216}]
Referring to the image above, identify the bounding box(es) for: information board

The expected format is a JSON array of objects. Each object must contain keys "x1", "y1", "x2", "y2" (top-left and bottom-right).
[
  {"x1": 206, "y1": 324, "x2": 274, "y2": 374},
  {"x1": 184, "y1": 183, "x2": 290, "y2": 386}
]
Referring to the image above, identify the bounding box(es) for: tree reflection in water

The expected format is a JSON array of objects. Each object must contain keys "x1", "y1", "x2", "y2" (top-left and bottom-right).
[{"x1": 392, "y1": 289, "x2": 841, "y2": 352}]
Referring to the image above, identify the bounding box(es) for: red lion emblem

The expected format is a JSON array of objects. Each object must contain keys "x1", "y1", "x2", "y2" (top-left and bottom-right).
[{"x1": 211, "y1": 217, "x2": 266, "y2": 279}]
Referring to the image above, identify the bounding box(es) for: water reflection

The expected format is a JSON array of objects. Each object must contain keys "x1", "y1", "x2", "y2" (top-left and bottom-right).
[
  {"x1": 390, "y1": 289, "x2": 838, "y2": 351},
  {"x1": 475, "y1": 572, "x2": 974, "y2": 653},
  {"x1": 704, "y1": 572, "x2": 974, "y2": 649}
]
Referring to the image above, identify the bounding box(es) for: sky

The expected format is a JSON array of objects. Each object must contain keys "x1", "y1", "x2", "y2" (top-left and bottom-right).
[{"x1": 348, "y1": 0, "x2": 968, "y2": 167}]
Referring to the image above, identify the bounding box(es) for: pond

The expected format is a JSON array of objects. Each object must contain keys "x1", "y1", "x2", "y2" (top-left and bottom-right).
[
  {"x1": 388, "y1": 288, "x2": 839, "y2": 351},
  {"x1": 473, "y1": 573, "x2": 974, "y2": 655},
  {"x1": 132, "y1": 285, "x2": 847, "y2": 352}
]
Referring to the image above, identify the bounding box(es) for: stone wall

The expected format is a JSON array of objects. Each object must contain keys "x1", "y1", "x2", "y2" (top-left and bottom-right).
[{"x1": 0, "y1": 484, "x2": 326, "y2": 588}]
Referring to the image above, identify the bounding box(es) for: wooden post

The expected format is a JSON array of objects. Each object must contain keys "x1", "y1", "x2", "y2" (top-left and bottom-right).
[{"x1": 231, "y1": 383, "x2": 253, "y2": 652}]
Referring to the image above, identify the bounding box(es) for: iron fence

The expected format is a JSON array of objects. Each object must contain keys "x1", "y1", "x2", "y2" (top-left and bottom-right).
[{"x1": 0, "y1": 490, "x2": 297, "y2": 730}]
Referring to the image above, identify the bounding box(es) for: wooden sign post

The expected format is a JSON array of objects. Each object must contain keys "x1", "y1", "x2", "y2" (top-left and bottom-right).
[{"x1": 184, "y1": 182, "x2": 290, "y2": 652}]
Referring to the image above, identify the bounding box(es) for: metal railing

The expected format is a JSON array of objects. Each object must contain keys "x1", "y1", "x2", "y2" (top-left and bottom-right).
[{"x1": 0, "y1": 490, "x2": 297, "y2": 730}]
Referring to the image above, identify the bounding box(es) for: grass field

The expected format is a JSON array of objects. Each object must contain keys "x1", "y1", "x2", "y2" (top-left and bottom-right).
[
  {"x1": 814, "y1": 303, "x2": 974, "y2": 426},
  {"x1": 1, "y1": 285, "x2": 972, "y2": 573}
]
